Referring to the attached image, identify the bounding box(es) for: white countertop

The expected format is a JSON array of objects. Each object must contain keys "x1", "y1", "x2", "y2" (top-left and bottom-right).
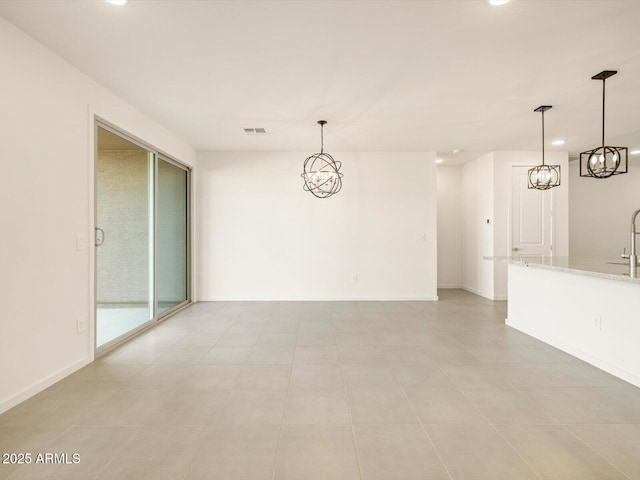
[{"x1": 485, "y1": 256, "x2": 640, "y2": 285}]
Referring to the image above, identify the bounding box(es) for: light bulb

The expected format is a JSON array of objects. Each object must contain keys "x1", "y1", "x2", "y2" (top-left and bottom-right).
[{"x1": 612, "y1": 153, "x2": 619, "y2": 165}]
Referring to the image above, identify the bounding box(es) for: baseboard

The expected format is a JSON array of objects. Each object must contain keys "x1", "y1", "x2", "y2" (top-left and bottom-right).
[
  {"x1": 461, "y1": 285, "x2": 493, "y2": 300},
  {"x1": 198, "y1": 296, "x2": 440, "y2": 302},
  {"x1": 0, "y1": 356, "x2": 92, "y2": 415},
  {"x1": 506, "y1": 319, "x2": 640, "y2": 389}
]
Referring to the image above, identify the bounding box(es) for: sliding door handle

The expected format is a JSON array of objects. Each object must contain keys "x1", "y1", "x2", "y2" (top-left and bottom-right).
[{"x1": 95, "y1": 227, "x2": 105, "y2": 247}]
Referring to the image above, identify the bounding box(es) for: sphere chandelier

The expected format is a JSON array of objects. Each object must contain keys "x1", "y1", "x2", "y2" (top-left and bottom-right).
[{"x1": 301, "y1": 120, "x2": 343, "y2": 199}]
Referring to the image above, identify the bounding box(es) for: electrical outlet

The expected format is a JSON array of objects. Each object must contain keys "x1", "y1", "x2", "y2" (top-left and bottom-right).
[
  {"x1": 351, "y1": 274, "x2": 359, "y2": 284},
  {"x1": 593, "y1": 316, "x2": 601, "y2": 331},
  {"x1": 76, "y1": 317, "x2": 85, "y2": 334}
]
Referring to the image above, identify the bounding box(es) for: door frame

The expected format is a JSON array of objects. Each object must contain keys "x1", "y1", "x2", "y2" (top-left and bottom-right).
[{"x1": 91, "y1": 116, "x2": 193, "y2": 357}]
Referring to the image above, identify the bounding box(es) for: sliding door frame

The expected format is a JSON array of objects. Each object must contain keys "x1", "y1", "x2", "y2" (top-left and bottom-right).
[{"x1": 94, "y1": 117, "x2": 192, "y2": 356}]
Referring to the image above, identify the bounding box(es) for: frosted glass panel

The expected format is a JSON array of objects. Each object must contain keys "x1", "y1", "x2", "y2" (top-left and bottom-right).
[{"x1": 157, "y1": 159, "x2": 188, "y2": 314}]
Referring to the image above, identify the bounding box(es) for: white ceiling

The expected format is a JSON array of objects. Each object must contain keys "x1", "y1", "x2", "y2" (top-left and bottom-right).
[{"x1": 3, "y1": 0, "x2": 640, "y2": 162}]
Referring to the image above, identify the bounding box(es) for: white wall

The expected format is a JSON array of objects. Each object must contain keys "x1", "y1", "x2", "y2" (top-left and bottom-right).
[
  {"x1": 436, "y1": 165, "x2": 462, "y2": 288},
  {"x1": 462, "y1": 153, "x2": 495, "y2": 299},
  {"x1": 569, "y1": 159, "x2": 640, "y2": 259},
  {"x1": 197, "y1": 151, "x2": 438, "y2": 301},
  {"x1": 0, "y1": 17, "x2": 195, "y2": 413}
]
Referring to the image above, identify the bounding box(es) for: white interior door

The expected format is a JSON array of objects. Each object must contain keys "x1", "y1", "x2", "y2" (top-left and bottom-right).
[{"x1": 511, "y1": 166, "x2": 553, "y2": 260}]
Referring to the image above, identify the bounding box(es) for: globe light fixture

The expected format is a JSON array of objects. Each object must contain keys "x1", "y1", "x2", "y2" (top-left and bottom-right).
[
  {"x1": 301, "y1": 121, "x2": 343, "y2": 198},
  {"x1": 579, "y1": 70, "x2": 628, "y2": 178},
  {"x1": 528, "y1": 106, "x2": 561, "y2": 190}
]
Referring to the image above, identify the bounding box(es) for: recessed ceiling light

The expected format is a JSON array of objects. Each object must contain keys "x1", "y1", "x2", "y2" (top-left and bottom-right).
[
  {"x1": 106, "y1": 0, "x2": 128, "y2": 5},
  {"x1": 452, "y1": 149, "x2": 461, "y2": 154},
  {"x1": 631, "y1": 150, "x2": 640, "y2": 155},
  {"x1": 552, "y1": 140, "x2": 565, "y2": 146},
  {"x1": 488, "y1": 0, "x2": 510, "y2": 5},
  {"x1": 435, "y1": 159, "x2": 444, "y2": 164}
]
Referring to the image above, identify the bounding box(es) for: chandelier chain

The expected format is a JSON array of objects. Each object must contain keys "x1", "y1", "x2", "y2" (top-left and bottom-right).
[
  {"x1": 541, "y1": 108, "x2": 545, "y2": 166},
  {"x1": 601, "y1": 77, "x2": 606, "y2": 147}
]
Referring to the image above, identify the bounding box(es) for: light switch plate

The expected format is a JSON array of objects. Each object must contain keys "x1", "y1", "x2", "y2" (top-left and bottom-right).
[{"x1": 76, "y1": 317, "x2": 85, "y2": 334}]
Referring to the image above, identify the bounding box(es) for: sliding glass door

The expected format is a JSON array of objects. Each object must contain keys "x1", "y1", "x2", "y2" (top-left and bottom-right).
[{"x1": 95, "y1": 124, "x2": 190, "y2": 351}]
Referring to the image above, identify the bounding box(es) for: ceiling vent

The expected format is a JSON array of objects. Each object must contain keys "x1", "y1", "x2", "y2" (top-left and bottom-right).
[{"x1": 243, "y1": 128, "x2": 267, "y2": 136}]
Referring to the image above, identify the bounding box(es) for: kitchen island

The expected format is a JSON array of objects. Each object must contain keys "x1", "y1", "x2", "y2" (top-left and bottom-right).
[{"x1": 491, "y1": 256, "x2": 640, "y2": 388}]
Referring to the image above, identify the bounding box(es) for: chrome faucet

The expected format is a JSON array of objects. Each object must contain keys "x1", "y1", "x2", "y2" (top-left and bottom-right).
[{"x1": 621, "y1": 208, "x2": 640, "y2": 278}]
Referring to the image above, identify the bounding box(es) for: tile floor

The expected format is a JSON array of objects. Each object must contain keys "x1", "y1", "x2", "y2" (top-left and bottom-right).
[{"x1": 2, "y1": 289, "x2": 640, "y2": 480}]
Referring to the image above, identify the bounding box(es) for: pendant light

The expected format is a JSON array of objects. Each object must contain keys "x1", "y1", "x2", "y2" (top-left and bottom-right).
[
  {"x1": 301, "y1": 120, "x2": 343, "y2": 198},
  {"x1": 579, "y1": 70, "x2": 628, "y2": 178},
  {"x1": 528, "y1": 106, "x2": 561, "y2": 190}
]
